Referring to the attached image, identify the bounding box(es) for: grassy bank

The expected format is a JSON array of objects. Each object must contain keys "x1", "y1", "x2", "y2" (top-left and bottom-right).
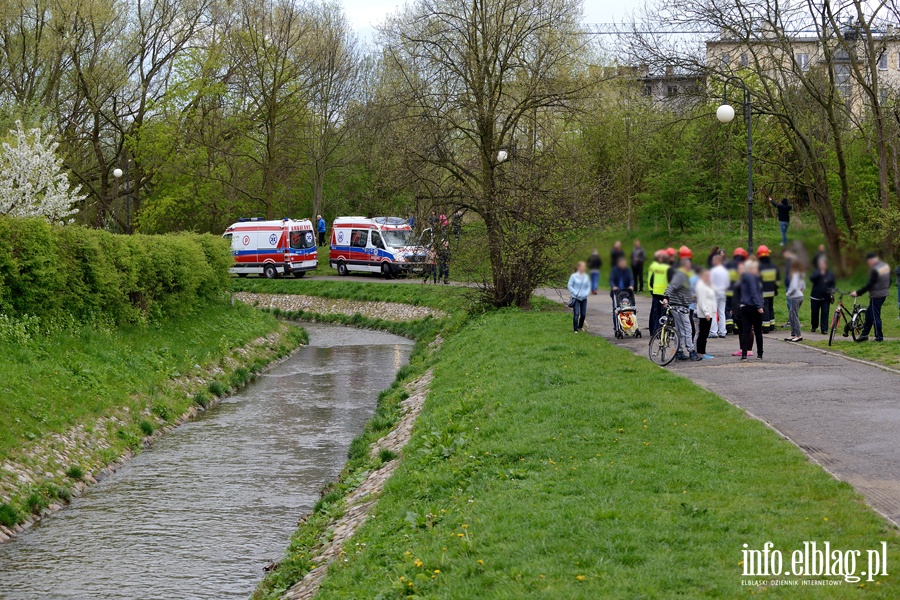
[
  {"x1": 0, "y1": 301, "x2": 303, "y2": 529},
  {"x1": 276, "y1": 306, "x2": 897, "y2": 598}
]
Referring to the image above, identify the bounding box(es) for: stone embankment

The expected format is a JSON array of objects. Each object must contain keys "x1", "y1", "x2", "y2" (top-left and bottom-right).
[{"x1": 234, "y1": 292, "x2": 447, "y2": 322}]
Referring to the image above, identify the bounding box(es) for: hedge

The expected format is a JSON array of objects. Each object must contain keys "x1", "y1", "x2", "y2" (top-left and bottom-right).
[{"x1": 0, "y1": 217, "x2": 231, "y2": 324}]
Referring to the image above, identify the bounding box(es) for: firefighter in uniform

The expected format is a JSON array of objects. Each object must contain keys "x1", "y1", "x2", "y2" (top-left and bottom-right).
[
  {"x1": 757, "y1": 245, "x2": 779, "y2": 332},
  {"x1": 648, "y1": 250, "x2": 670, "y2": 335},
  {"x1": 724, "y1": 247, "x2": 748, "y2": 334}
]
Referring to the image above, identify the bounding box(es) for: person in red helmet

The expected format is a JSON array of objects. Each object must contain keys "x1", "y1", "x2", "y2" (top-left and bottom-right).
[
  {"x1": 757, "y1": 245, "x2": 779, "y2": 332},
  {"x1": 679, "y1": 245, "x2": 692, "y2": 259}
]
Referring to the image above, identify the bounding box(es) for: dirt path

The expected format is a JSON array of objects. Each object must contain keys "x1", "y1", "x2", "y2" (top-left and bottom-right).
[{"x1": 537, "y1": 287, "x2": 900, "y2": 527}]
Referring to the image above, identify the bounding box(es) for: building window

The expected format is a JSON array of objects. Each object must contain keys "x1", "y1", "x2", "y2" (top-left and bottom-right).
[
  {"x1": 835, "y1": 64, "x2": 852, "y2": 97},
  {"x1": 643, "y1": 84, "x2": 652, "y2": 96},
  {"x1": 796, "y1": 52, "x2": 810, "y2": 71},
  {"x1": 739, "y1": 53, "x2": 749, "y2": 68},
  {"x1": 878, "y1": 52, "x2": 888, "y2": 70},
  {"x1": 667, "y1": 85, "x2": 679, "y2": 97},
  {"x1": 720, "y1": 53, "x2": 731, "y2": 70}
]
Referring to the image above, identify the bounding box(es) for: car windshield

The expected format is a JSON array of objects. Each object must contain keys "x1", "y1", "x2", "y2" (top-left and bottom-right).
[{"x1": 382, "y1": 229, "x2": 413, "y2": 248}]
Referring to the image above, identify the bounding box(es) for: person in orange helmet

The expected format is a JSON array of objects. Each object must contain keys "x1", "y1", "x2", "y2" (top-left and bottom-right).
[{"x1": 756, "y1": 245, "x2": 779, "y2": 332}]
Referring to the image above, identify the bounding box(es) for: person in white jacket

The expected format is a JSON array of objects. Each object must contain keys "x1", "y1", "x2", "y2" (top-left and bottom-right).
[
  {"x1": 709, "y1": 254, "x2": 730, "y2": 338},
  {"x1": 694, "y1": 268, "x2": 718, "y2": 359}
]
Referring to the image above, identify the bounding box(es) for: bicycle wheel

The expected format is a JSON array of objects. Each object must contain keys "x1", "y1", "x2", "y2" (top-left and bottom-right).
[
  {"x1": 828, "y1": 312, "x2": 840, "y2": 346},
  {"x1": 850, "y1": 309, "x2": 867, "y2": 341},
  {"x1": 649, "y1": 325, "x2": 679, "y2": 366}
]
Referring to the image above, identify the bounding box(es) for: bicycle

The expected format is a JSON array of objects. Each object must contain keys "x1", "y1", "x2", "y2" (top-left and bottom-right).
[
  {"x1": 827, "y1": 289, "x2": 867, "y2": 346},
  {"x1": 649, "y1": 305, "x2": 680, "y2": 366}
]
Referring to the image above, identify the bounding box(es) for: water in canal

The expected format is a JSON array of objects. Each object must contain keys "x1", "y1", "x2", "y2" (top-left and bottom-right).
[{"x1": 0, "y1": 324, "x2": 413, "y2": 600}]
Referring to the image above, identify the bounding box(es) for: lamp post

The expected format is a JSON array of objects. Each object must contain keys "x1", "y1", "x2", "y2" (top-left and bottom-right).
[{"x1": 717, "y1": 76, "x2": 754, "y2": 253}]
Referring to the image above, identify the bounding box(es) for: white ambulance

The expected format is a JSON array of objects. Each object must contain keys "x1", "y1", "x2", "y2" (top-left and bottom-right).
[
  {"x1": 329, "y1": 216, "x2": 426, "y2": 277},
  {"x1": 223, "y1": 218, "x2": 318, "y2": 278}
]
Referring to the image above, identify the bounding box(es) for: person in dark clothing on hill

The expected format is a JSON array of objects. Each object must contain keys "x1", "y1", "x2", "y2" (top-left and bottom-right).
[
  {"x1": 631, "y1": 239, "x2": 646, "y2": 293},
  {"x1": 851, "y1": 252, "x2": 892, "y2": 342},
  {"x1": 436, "y1": 240, "x2": 451, "y2": 284},
  {"x1": 609, "y1": 255, "x2": 634, "y2": 327},
  {"x1": 739, "y1": 259, "x2": 765, "y2": 360},
  {"x1": 809, "y1": 257, "x2": 836, "y2": 334},
  {"x1": 770, "y1": 196, "x2": 792, "y2": 246},
  {"x1": 587, "y1": 249, "x2": 603, "y2": 295},
  {"x1": 611, "y1": 241, "x2": 624, "y2": 266}
]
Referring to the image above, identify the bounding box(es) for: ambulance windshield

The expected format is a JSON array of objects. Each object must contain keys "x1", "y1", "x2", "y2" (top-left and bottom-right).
[{"x1": 382, "y1": 229, "x2": 413, "y2": 248}]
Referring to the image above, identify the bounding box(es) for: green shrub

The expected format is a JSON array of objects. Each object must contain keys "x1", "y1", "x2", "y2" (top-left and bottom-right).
[
  {"x1": 139, "y1": 420, "x2": 154, "y2": 436},
  {"x1": 0, "y1": 216, "x2": 230, "y2": 326},
  {"x1": 65, "y1": 466, "x2": 84, "y2": 480},
  {"x1": 0, "y1": 502, "x2": 20, "y2": 527},
  {"x1": 208, "y1": 381, "x2": 227, "y2": 397},
  {"x1": 193, "y1": 390, "x2": 212, "y2": 408}
]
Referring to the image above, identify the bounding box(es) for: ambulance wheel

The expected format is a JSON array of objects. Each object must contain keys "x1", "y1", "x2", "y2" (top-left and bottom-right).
[
  {"x1": 293, "y1": 271, "x2": 306, "y2": 278},
  {"x1": 263, "y1": 264, "x2": 278, "y2": 279},
  {"x1": 337, "y1": 261, "x2": 348, "y2": 276},
  {"x1": 381, "y1": 263, "x2": 393, "y2": 279}
]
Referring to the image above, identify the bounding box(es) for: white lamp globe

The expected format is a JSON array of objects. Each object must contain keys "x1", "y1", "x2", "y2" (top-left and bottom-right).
[
  {"x1": 497, "y1": 149, "x2": 508, "y2": 163},
  {"x1": 113, "y1": 168, "x2": 124, "y2": 179},
  {"x1": 716, "y1": 104, "x2": 736, "y2": 123}
]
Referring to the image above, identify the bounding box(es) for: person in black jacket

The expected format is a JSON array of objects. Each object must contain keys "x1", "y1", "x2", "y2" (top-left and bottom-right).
[
  {"x1": 739, "y1": 260, "x2": 765, "y2": 360},
  {"x1": 809, "y1": 256, "x2": 836, "y2": 334},
  {"x1": 587, "y1": 249, "x2": 603, "y2": 295},
  {"x1": 769, "y1": 197, "x2": 792, "y2": 246}
]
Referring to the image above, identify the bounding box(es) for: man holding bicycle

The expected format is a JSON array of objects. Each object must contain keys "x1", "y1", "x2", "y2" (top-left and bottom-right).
[
  {"x1": 663, "y1": 250, "x2": 700, "y2": 361},
  {"x1": 851, "y1": 252, "x2": 892, "y2": 343}
]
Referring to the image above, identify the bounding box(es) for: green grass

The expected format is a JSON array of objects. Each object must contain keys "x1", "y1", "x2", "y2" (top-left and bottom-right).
[
  {"x1": 0, "y1": 301, "x2": 281, "y2": 459},
  {"x1": 293, "y1": 308, "x2": 897, "y2": 599},
  {"x1": 807, "y1": 340, "x2": 900, "y2": 369}
]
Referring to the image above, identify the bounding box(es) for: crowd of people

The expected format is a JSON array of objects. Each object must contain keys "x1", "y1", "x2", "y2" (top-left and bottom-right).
[{"x1": 568, "y1": 236, "x2": 898, "y2": 362}]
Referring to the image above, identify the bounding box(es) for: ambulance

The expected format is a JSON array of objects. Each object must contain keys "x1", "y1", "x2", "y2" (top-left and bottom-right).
[
  {"x1": 223, "y1": 218, "x2": 318, "y2": 278},
  {"x1": 329, "y1": 216, "x2": 426, "y2": 277}
]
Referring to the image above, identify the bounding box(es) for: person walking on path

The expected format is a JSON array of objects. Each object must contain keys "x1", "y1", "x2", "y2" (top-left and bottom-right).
[
  {"x1": 739, "y1": 259, "x2": 765, "y2": 360},
  {"x1": 631, "y1": 240, "x2": 646, "y2": 293},
  {"x1": 694, "y1": 267, "x2": 717, "y2": 359},
  {"x1": 587, "y1": 250, "x2": 603, "y2": 296},
  {"x1": 809, "y1": 257, "x2": 835, "y2": 334},
  {"x1": 568, "y1": 261, "x2": 591, "y2": 333},
  {"x1": 609, "y1": 255, "x2": 634, "y2": 327},
  {"x1": 757, "y1": 245, "x2": 779, "y2": 332},
  {"x1": 785, "y1": 262, "x2": 806, "y2": 342},
  {"x1": 317, "y1": 215, "x2": 327, "y2": 247},
  {"x1": 851, "y1": 252, "x2": 892, "y2": 342},
  {"x1": 436, "y1": 240, "x2": 451, "y2": 284},
  {"x1": 663, "y1": 253, "x2": 700, "y2": 361},
  {"x1": 770, "y1": 197, "x2": 792, "y2": 246},
  {"x1": 710, "y1": 254, "x2": 729, "y2": 338},
  {"x1": 611, "y1": 241, "x2": 624, "y2": 266},
  {"x1": 648, "y1": 251, "x2": 669, "y2": 335}
]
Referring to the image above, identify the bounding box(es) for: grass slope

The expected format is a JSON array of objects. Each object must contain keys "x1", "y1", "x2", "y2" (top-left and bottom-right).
[
  {"x1": 231, "y1": 278, "x2": 468, "y2": 308},
  {"x1": 0, "y1": 301, "x2": 282, "y2": 458},
  {"x1": 311, "y1": 308, "x2": 897, "y2": 599}
]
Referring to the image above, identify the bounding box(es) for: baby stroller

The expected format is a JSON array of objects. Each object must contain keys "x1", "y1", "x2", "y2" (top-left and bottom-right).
[{"x1": 613, "y1": 289, "x2": 641, "y2": 339}]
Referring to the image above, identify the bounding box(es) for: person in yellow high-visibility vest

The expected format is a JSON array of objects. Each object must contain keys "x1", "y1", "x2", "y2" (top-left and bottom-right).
[
  {"x1": 757, "y1": 245, "x2": 779, "y2": 332},
  {"x1": 647, "y1": 250, "x2": 671, "y2": 335}
]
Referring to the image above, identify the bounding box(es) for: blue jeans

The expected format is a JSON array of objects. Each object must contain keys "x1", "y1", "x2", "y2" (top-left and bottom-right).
[
  {"x1": 573, "y1": 298, "x2": 587, "y2": 331},
  {"x1": 589, "y1": 270, "x2": 600, "y2": 293},
  {"x1": 779, "y1": 221, "x2": 789, "y2": 245},
  {"x1": 862, "y1": 296, "x2": 885, "y2": 340}
]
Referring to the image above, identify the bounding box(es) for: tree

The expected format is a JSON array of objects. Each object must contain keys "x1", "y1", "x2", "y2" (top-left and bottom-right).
[
  {"x1": 379, "y1": 0, "x2": 592, "y2": 307},
  {"x1": 0, "y1": 121, "x2": 84, "y2": 223}
]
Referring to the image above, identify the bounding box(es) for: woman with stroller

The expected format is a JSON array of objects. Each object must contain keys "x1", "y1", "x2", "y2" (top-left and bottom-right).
[
  {"x1": 739, "y1": 259, "x2": 765, "y2": 360},
  {"x1": 568, "y1": 261, "x2": 591, "y2": 333},
  {"x1": 609, "y1": 255, "x2": 634, "y2": 328}
]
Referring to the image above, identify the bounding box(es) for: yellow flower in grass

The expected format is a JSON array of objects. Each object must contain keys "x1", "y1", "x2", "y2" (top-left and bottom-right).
[
  {"x1": 414, "y1": 559, "x2": 423, "y2": 567},
  {"x1": 434, "y1": 569, "x2": 441, "y2": 574},
  {"x1": 576, "y1": 575, "x2": 586, "y2": 582},
  {"x1": 477, "y1": 560, "x2": 484, "y2": 565}
]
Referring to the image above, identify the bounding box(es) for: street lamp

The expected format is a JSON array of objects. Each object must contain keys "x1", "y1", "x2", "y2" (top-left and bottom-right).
[
  {"x1": 113, "y1": 168, "x2": 123, "y2": 179},
  {"x1": 717, "y1": 75, "x2": 754, "y2": 253}
]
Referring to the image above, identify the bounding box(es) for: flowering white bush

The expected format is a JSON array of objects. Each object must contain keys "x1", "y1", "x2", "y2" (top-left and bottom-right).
[{"x1": 0, "y1": 121, "x2": 83, "y2": 223}]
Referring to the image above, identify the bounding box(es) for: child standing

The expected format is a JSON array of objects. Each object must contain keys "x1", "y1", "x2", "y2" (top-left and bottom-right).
[{"x1": 786, "y1": 262, "x2": 806, "y2": 342}]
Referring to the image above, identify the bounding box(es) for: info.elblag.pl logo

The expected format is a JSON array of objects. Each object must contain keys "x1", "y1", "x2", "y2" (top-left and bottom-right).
[{"x1": 742, "y1": 542, "x2": 889, "y2": 585}]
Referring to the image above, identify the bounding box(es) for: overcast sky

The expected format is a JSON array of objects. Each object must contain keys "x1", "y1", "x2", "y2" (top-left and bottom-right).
[{"x1": 344, "y1": 0, "x2": 647, "y2": 43}]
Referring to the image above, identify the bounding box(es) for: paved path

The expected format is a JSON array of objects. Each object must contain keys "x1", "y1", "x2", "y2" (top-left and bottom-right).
[{"x1": 538, "y1": 288, "x2": 900, "y2": 527}]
